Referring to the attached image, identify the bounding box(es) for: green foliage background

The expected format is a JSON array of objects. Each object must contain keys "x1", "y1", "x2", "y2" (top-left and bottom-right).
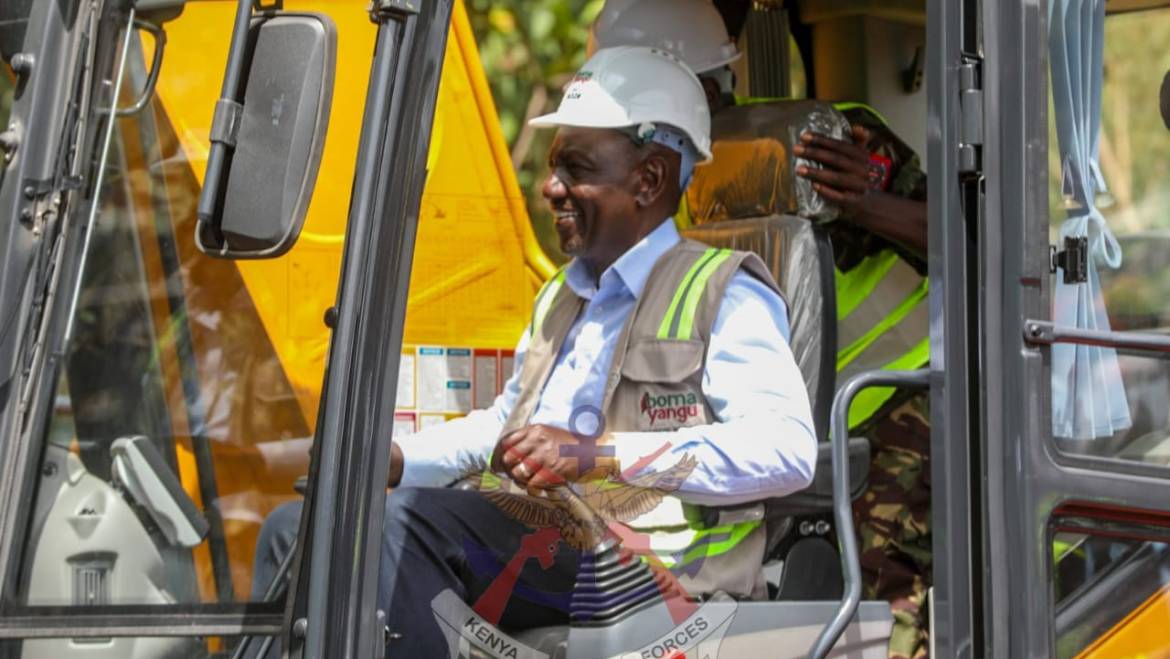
[{"x1": 466, "y1": 0, "x2": 605, "y2": 263}]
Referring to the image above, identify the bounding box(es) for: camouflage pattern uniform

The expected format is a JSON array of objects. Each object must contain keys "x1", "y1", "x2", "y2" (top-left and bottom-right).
[
  {"x1": 851, "y1": 391, "x2": 931, "y2": 659},
  {"x1": 836, "y1": 107, "x2": 931, "y2": 659}
]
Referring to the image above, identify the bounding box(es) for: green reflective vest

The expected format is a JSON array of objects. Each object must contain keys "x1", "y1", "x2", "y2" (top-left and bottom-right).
[{"x1": 677, "y1": 97, "x2": 929, "y2": 430}]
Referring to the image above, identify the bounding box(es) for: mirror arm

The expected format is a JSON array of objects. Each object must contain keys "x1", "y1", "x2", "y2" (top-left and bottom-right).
[{"x1": 195, "y1": 0, "x2": 257, "y2": 244}]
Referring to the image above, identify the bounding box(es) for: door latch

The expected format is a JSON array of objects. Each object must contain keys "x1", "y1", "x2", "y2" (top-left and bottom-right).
[{"x1": 1050, "y1": 236, "x2": 1088, "y2": 283}]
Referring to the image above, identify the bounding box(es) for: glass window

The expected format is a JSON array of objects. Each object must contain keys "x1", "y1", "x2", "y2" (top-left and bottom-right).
[
  {"x1": 12, "y1": 0, "x2": 375, "y2": 610},
  {"x1": 0, "y1": 0, "x2": 36, "y2": 66},
  {"x1": 1051, "y1": 529, "x2": 1170, "y2": 658},
  {"x1": 1048, "y1": 5, "x2": 1170, "y2": 464},
  {"x1": 0, "y1": 0, "x2": 34, "y2": 131},
  {"x1": 0, "y1": 63, "x2": 13, "y2": 131},
  {"x1": 1, "y1": 635, "x2": 271, "y2": 658}
]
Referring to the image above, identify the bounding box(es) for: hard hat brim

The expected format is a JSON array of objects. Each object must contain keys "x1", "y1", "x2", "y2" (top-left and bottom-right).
[
  {"x1": 528, "y1": 112, "x2": 713, "y2": 163},
  {"x1": 694, "y1": 49, "x2": 742, "y2": 77}
]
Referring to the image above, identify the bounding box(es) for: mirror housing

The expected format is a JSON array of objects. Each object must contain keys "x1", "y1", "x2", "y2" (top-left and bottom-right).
[{"x1": 195, "y1": 7, "x2": 336, "y2": 259}]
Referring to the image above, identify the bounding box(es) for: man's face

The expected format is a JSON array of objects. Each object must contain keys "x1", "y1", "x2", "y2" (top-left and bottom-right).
[{"x1": 542, "y1": 127, "x2": 645, "y2": 264}]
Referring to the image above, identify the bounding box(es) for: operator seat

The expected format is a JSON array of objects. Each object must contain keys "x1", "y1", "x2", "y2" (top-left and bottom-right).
[{"x1": 681, "y1": 100, "x2": 873, "y2": 583}]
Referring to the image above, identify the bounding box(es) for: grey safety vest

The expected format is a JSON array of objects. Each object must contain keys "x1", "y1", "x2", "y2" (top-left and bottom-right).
[{"x1": 501, "y1": 238, "x2": 785, "y2": 598}]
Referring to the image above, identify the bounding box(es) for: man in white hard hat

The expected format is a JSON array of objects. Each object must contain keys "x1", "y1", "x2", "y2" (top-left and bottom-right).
[
  {"x1": 252, "y1": 46, "x2": 815, "y2": 656},
  {"x1": 591, "y1": 3, "x2": 933, "y2": 658},
  {"x1": 589, "y1": 0, "x2": 742, "y2": 112}
]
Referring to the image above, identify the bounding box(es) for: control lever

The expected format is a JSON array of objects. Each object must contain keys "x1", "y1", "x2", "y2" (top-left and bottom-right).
[
  {"x1": 550, "y1": 484, "x2": 617, "y2": 555},
  {"x1": 549, "y1": 485, "x2": 664, "y2": 625}
]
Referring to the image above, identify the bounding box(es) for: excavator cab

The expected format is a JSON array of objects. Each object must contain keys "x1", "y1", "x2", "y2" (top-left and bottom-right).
[{"x1": 2, "y1": 0, "x2": 1170, "y2": 658}]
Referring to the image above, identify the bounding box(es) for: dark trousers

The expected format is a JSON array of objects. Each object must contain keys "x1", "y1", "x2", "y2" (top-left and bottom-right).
[{"x1": 252, "y1": 487, "x2": 581, "y2": 656}]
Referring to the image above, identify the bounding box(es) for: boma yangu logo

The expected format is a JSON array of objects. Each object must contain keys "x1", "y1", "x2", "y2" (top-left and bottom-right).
[{"x1": 640, "y1": 391, "x2": 701, "y2": 426}]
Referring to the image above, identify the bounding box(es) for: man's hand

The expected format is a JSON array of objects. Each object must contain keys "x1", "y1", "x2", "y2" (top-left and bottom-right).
[
  {"x1": 794, "y1": 124, "x2": 928, "y2": 256},
  {"x1": 491, "y1": 424, "x2": 611, "y2": 490},
  {"x1": 793, "y1": 125, "x2": 877, "y2": 216}
]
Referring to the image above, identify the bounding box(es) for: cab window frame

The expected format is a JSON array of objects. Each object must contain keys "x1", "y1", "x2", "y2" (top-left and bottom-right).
[
  {"x1": 1036, "y1": 2, "x2": 1170, "y2": 482},
  {"x1": 0, "y1": 0, "x2": 292, "y2": 644},
  {"x1": 977, "y1": 0, "x2": 1170, "y2": 656}
]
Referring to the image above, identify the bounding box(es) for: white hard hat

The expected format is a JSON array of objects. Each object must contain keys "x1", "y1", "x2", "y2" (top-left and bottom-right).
[
  {"x1": 529, "y1": 46, "x2": 712, "y2": 162},
  {"x1": 588, "y1": 0, "x2": 740, "y2": 76}
]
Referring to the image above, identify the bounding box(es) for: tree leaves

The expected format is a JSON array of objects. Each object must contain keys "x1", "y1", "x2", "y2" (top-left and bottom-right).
[{"x1": 468, "y1": 0, "x2": 605, "y2": 262}]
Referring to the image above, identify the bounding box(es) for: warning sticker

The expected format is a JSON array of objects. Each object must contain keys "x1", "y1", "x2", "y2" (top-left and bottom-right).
[
  {"x1": 501, "y1": 351, "x2": 515, "y2": 385},
  {"x1": 419, "y1": 413, "x2": 447, "y2": 429},
  {"x1": 393, "y1": 411, "x2": 416, "y2": 438},
  {"x1": 396, "y1": 353, "x2": 416, "y2": 409},
  {"x1": 418, "y1": 346, "x2": 474, "y2": 413},
  {"x1": 474, "y1": 349, "x2": 498, "y2": 409}
]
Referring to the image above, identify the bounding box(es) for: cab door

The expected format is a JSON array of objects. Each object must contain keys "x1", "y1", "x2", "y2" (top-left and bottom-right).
[
  {"x1": 978, "y1": 0, "x2": 1170, "y2": 656},
  {"x1": 279, "y1": 1, "x2": 456, "y2": 657},
  {"x1": 0, "y1": 0, "x2": 452, "y2": 657}
]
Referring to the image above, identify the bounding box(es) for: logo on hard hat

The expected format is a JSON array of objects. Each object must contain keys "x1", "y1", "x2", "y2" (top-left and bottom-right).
[{"x1": 564, "y1": 71, "x2": 593, "y2": 100}]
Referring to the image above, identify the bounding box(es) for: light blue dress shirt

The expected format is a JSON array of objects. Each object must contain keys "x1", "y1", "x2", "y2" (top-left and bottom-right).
[{"x1": 399, "y1": 220, "x2": 816, "y2": 505}]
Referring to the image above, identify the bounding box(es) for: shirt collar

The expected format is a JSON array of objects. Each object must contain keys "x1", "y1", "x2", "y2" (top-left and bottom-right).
[{"x1": 564, "y1": 219, "x2": 680, "y2": 300}]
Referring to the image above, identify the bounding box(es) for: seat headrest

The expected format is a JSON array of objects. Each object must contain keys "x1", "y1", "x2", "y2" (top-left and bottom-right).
[{"x1": 685, "y1": 100, "x2": 851, "y2": 225}]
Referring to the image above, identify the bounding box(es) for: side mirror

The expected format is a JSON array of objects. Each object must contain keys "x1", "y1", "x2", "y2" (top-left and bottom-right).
[{"x1": 195, "y1": 3, "x2": 336, "y2": 259}]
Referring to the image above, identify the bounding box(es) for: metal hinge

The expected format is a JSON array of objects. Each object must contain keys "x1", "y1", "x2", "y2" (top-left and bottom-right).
[
  {"x1": 1050, "y1": 236, "x2": 1088, "y2": 283},
  {"x1": 958, "y1": 57, "x2": 983, "y2": 175}
]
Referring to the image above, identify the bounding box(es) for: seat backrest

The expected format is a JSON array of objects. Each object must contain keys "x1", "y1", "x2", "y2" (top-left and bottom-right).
[{"x1": 682, "y1": 215, "x2": 836, "y2": 442}]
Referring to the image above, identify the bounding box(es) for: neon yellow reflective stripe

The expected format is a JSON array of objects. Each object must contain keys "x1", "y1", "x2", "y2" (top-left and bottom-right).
[
  {"x1": 530, "y1": 269, "x2": 566, "y2": 336},
  {"x1": 846, "y1": 335, "x2": 930, "y2": 429},
  {"x1": 835, "y1": 250, "x2": 900, "y2": 320},
  {"x1": 644, "y1": 522, "x2": 761, "y2": 569},
  {"x1": 676, "y1": 249, "x2": 733, "y2": 339},
  {"x1": 1053, "y1": 539, "x2": 1086, "y2": 563},
  {"x1": 681, "y1": 521, "x2": 760, "y2": 564},
  {"x1": 667, "y1": 522, "x2": 761, "y2": 568},
  {"x1": 831, "y1": 101, "x2": 890, "y2": 126},
  {"x1": 734, "y1": 94, "x2": 788, "y2": 106},
  {"x1": 837, "y1": 278, "x2": 929, "y2": 372},
  {"x1": 657, "y1": 248, "x2": 719, "y2": 339}
]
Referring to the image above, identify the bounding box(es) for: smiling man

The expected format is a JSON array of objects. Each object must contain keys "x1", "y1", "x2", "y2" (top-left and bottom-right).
[{"x1": 252, "y1": 46, "x2": 815, "y2": 657}]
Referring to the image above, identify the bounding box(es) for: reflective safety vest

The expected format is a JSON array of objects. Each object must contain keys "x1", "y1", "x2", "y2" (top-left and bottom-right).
[
  {"x1": 502, "y1": 239, "x2": 783, "y2": 598},
  {"x1": 836, "y1": 250, "x2": 929, "y2": 428},
  {"x1": 676, "y1": 97, "x2": 929, "y2": 430}
]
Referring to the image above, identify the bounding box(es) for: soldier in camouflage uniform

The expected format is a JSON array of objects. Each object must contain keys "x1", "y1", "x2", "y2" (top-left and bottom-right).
[{"x1": 799, "y1": 106, "x2": 931, "y2": 659}]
